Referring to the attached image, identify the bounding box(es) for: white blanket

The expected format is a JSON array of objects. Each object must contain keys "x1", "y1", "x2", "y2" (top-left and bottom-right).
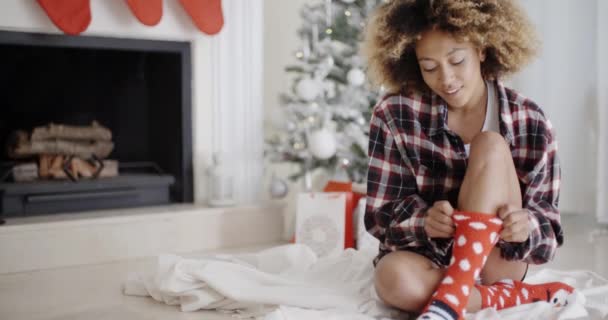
[{"x1": 123, "y1": 244, "x2": 608, "y2": 320}]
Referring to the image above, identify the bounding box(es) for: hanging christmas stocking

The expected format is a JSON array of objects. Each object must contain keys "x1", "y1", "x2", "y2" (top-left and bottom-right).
[
  {"x1": 37, "y1": 0, "x2": 91, "y2": 35},
  {"x1": 178, "y1": 0, "x2": 224, "y2": 35},
  {"x1": 125, "y1": 0, "x2": 163, "y2": 26}
]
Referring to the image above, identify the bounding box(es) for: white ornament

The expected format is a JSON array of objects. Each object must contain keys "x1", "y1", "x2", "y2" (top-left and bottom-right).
[
  {"x1": 269, "y1": 175, "x2": 289, "y2": 199},
  {"x1": 308, "y1": 129, "x2": 337, "y2": 160},
  {"x1": 296, "y1": 78, "x2": 321, "y2": 101},
  {"x1": 347, "y1": 68, "x2": 366, "y2": 86}
]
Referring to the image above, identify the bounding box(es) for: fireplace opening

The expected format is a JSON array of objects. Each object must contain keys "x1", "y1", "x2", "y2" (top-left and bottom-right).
[{"x1": 0, "y1": 31, "x2": 193, "y2": 217}]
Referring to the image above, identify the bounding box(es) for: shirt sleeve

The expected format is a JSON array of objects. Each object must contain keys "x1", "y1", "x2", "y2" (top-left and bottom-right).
[
  {"x1": 498, "y1": 121, "x2": 563, "y2": 264},
  {"x1": 364, "y1": 107, "x2": 449, "y2": 257}
]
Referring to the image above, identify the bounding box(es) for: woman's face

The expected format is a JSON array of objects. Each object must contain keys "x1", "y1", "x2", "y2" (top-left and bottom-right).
[{"x1": 415, "y1": 29, "x2": 486, "y2": 110}]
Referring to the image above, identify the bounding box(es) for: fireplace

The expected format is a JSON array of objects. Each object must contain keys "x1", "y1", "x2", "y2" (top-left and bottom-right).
[{"x1": 0, "y1": 30, "x2": 193, "y2": 217}]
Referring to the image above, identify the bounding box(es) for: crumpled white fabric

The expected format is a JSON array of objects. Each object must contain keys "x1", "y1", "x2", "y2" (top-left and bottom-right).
[{"x1": 123, "y1": 244, "x2": 608, "y2": 320}]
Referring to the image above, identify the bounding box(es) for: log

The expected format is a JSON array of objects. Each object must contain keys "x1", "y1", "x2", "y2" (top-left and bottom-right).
[
  {"x1": 37, "y1": 155, "x2": 119, "y2": 180},
  {"x1": 31, "y1": 121, "x2": 112, "y2": 141},
  {"x1": 10, "y1": 139, "x2": 114, "y2": 159}
]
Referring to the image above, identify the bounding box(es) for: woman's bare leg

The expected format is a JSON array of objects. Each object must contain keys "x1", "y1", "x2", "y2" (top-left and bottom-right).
[
  {"x1": 374, "y1": 132, "x2": 526, "y2": 314},
  {"x1": 457, "y1": 132, "x2": 527, "y2": 285},
  {"x1": 374, "y1": 251, "x2": 484, "y2": 312}
]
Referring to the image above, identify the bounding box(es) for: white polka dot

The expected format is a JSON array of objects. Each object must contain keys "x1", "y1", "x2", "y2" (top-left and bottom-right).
[
  {"x1": 459, "y1": 259, "x2": 471, "y2": 271},
  {"x1": 462, "y1": 285, "x2": 470, "y2": 296},
  {"x1": 493, "y1": 304, "x2": 498, "y2": 309},
  {"x1": 450, "y1": 256, "x2": 456, "y2": 266},
  {"x1": 490, "y1": 218, "x2": 503, "y2": 225},
  {"x1": 442, "y1": 276, "x2": 454, "y2": 284},
  {"x1": 453, "y1": 214, "x2": 469, "y2": 221},
  {"x1": 482, "y1": 256, "x2": 487, "y2": 265},
  {"x1": 522, "y1": 288, "x2": 529, "y2": 300},
  {"x1": 516, "y1": 295, "x2": 521, "y2": 305},
  {"x1": 502, "y1": 289, "x2": 511, "y2": 297},
  {"x1": 473, "y1": 242, "x2": 483, "y2": 254},
  {"x1": 490, "y1": 232, "x2": 497, "y2": 243},
  {"x1": 487, "y1": 296, "x2": 492, "y2": 305},
  {"x1": 457, "y1": 235, "x2": 467, "y2": 246},
  {"x1": 488, "y1": 288, "x2": 495, "y2": 296},
  {"x1": 445, "y1": 294, "x2": 460, "y2": 306},
  {"x1": 474, "y1": 268, "x2": 480, "y2": 279},
  {"x1": 499, "y1": 279, "x2": 514, "y2": 287},
  {"x1": 499, "y1": 296, "x2": 505, "y2": 308},
  {"x1": 469, "y1": 222, "x2": 488, "y2": 230}
]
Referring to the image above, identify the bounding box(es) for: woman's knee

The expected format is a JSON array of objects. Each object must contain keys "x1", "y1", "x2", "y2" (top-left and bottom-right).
[
  {"x1": 468, "y1": 131, "x2": 511, "y2": 163},
  {"x1": 374, "y1": 251, "x2": 440, "y2": 311},
  {"x1": 480, "y1": 247, "x2": 527, "y2": 285}
]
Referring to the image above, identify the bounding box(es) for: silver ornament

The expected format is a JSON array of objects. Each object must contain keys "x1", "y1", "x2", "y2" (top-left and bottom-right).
[{"x1": 269, "y1": 175, "x2": 289, "y2": 199}]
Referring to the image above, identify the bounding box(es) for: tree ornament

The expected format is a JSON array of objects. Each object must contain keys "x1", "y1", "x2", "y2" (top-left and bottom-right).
[
  {"x1": 296, "y1": 78, "x2": 322, "y2": 101},
  {"x1": 269, "y1": 174, "x2": 289, "y2": 199},
  {"x1": 308, "y1": 129, "x2": 337, "y2": 160},
  {"x1": 347, "y1": 68, "x2": 366, "y2": 86}
]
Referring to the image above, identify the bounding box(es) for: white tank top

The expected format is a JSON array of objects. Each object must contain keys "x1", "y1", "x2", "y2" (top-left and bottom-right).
[{"x1": 464, "y1": 80, "x2": 500, "y2": 156}]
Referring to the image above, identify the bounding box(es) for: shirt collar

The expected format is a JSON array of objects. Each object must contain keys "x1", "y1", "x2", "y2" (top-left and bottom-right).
[{"x1": 427, "y1": 80, "x2": 515, "y2": 146}]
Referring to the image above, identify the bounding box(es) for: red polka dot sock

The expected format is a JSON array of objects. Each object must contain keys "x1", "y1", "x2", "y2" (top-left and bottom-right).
[
  {"x1": 417, "y1": 211, "x2": 503, "y2": 320},
  {"x1": 475, "y1": 278, "x2": 575, "y2": 310}
]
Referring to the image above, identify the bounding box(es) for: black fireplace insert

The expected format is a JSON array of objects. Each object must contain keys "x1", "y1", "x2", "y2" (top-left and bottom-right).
[{"x1": 0, "y1": 30, "x2": 193, "y2": 217}]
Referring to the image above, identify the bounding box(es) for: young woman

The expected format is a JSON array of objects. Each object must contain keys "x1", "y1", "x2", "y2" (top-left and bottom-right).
[{"x1": 362, "y1": 1, "x2": 573, "y2": 319}]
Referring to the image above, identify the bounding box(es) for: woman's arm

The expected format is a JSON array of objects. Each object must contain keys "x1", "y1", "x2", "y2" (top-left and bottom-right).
[
  {"x1": 364, "y1": 108, "x2": 448, "y2": 255},
  {"x1": 499, "y1": 121, "x2": 563, "y2": 264}
]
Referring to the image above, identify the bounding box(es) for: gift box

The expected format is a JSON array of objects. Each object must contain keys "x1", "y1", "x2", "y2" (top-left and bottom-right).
[
  {"x1": 322, "y1": 180, "x2": 365, "y2": 249},
  {"x1": 293, "y1": 180, "x2": 366, "y2": 257}
]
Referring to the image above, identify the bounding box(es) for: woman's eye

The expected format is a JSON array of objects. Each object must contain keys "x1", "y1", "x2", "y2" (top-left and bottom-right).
[
  {"x1": 452, "y1": 59, "x2": 464, "y2": 65},
  {"x1": 421, "y1": 66, "x2": 437, "y2": 72}
]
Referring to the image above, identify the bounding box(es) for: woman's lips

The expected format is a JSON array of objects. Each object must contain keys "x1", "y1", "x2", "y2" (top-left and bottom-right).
[{"x1": 445, "y1": 86, "x2": 462, "y2": 95}]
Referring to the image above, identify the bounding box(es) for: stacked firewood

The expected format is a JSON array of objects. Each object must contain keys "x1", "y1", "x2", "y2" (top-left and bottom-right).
[{"x1": 7, "y1": 121, "x2": 118, "y2": 182}]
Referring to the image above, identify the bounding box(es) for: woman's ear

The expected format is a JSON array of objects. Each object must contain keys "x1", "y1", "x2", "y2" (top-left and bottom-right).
[{"x1": 478, "y1": 48, "x2": 486, "y2": 62}]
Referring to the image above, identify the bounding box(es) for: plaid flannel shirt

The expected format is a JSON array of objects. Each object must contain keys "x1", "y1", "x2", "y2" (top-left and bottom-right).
[{"x1": 365, "y1": 80, "x2": 563, "y2": 267}]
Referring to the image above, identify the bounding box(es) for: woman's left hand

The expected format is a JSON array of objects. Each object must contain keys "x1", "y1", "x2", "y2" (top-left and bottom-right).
[{"x1": 497, "y1": 205, "x2": 530, "y2": 243}]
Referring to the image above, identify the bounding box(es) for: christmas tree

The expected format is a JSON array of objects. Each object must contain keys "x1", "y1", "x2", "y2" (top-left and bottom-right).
[{"x1": 265, "y1": 0, "x2": 385, "y2": 184}]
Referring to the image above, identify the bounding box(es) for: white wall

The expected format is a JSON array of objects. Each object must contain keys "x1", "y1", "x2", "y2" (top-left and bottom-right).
[
  {"x1": 596, "y1": 0, "x2": 608, "y2": 223},
  {"x1": 512, "y1": 0, "x2": 598, "y2": 215},
  {"x1": 263, "y1": 0, "x2": 311, "y2": 130},
  {"x1": 263, "y1": 0, "x2": 598, "y2": 216},
  {"x1": 0, "y1": 0, "x2": 264, "y2": 205}
]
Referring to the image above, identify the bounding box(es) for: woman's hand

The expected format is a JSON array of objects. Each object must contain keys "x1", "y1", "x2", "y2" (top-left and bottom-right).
[
  {"x1": 498, "y1": 204, "x2": 530, "y2": 243},
  {"x1": 424, "y1": 200, "x2": 455, "y2": 239}
]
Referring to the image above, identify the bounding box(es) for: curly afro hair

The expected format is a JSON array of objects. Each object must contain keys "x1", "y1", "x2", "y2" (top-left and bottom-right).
[{"x1": 362, "y1": 0, "x2": 539, "y2": 94}]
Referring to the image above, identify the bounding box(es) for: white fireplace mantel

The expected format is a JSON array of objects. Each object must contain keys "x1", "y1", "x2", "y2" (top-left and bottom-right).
[{"x1": 0, "y1": 0, "x2": 264, "y2": 204}]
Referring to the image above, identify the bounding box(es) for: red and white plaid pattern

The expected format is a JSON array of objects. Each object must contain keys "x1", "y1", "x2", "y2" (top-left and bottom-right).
[{"x1": 365, "y1": 81, "x2": 563, "y2": 267}]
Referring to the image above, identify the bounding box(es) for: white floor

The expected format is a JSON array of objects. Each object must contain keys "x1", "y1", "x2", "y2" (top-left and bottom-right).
[{"x1": 0, "y1": 214, "x2": 606, "y2": 320}]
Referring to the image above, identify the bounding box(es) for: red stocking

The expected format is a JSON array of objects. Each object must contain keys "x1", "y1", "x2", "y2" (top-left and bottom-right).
[
  {"x1": 125, "y1": 0, "x2": 163, "y2": 26},
  {"x1": 178, "y1": 0, "x2": 224, "y2": 35},
  {"x1": 37, "y1": 0, "x2": 91, "y2": 35}
]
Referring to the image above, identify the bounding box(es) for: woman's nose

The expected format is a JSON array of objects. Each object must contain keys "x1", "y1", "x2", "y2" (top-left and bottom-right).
[{"x1": 439, "y1": 67, "x2": 455, "y2": 85}]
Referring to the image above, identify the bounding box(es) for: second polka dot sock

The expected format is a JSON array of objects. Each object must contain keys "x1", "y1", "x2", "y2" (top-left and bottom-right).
[
  {"x1": 417, "y1": 211, "x2": 503, "y2": 320},
  {"x1": 475, "y1": 278, "x2": 574, "y2": 310}
]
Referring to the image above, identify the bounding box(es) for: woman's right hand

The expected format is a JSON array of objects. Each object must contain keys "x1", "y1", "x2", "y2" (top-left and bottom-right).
[{"x1": 424, "y1": 200, "x2": 455, "y2": 239}]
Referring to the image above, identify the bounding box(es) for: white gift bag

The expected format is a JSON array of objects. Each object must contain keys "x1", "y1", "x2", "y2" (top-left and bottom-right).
[{"x1": 295, "y1": 192, "x2": 346, "y2": 258}]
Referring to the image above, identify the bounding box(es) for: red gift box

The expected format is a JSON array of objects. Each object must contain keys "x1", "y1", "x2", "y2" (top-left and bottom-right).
[{"x1": 322, "y1": 180, "x2": 365, "y2": 249}]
